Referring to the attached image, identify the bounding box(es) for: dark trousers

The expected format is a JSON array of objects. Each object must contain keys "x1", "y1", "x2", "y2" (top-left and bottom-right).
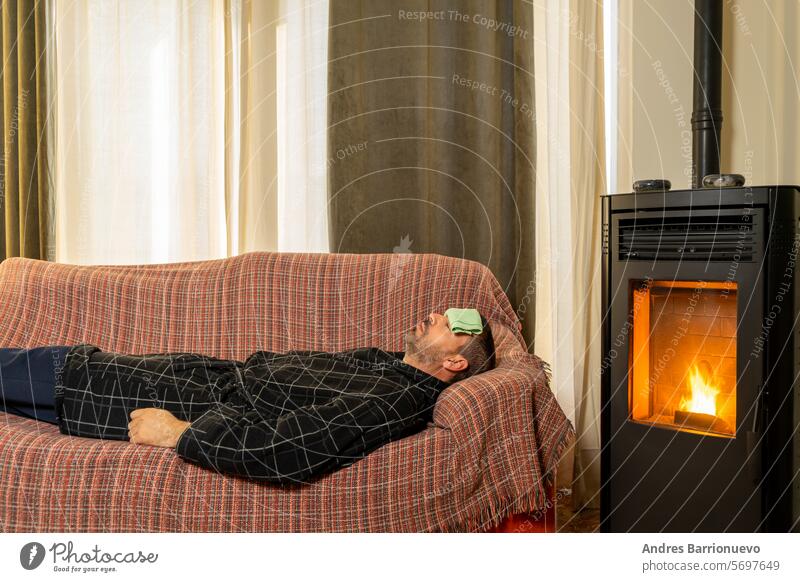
[{"x1": 0, "y1": 346, "x2": 73, "y2": 425}]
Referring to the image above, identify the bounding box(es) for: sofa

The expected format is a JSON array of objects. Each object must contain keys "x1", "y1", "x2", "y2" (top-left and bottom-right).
[{"x1": 0, "y1": 251, "x2": 574, "y2": 532}]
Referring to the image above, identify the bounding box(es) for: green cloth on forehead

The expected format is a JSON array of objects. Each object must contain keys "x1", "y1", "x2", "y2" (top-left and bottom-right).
[{"x1": 444, "y1": 308, "x2": 484, "y2": 335}]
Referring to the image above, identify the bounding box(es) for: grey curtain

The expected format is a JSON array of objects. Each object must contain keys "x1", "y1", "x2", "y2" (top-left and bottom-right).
[{"x1": 327, "y1": 0, "x2": 536, "y2": 348}]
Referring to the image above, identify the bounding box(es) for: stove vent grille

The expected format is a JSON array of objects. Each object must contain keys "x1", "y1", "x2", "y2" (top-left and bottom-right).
[{"x1": 618, "y1": 213, "x2": 756, "y2": 262}]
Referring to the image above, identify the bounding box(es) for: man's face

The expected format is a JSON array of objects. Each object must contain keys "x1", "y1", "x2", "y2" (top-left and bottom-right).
[{"x1": 404, "y1": 312, "x2": 471, "y2": 366}]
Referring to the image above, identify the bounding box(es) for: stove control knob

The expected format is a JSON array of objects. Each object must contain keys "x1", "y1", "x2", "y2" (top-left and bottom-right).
[
  {"x1": 633, "y1": 179, "x2": 671, "y2": 193},
  {"x1": 702, "y1": 173, "x2": 745, "y2": 188}
]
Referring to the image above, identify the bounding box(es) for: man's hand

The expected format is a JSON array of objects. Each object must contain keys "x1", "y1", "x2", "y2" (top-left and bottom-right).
[{"x1": 128, "y1": 408, "x2": 191, "y2": 449}]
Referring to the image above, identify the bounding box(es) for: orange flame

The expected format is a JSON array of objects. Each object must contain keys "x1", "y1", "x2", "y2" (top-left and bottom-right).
[{"x1": 679, "y1": 362, "x2": 719, "y2": 416}]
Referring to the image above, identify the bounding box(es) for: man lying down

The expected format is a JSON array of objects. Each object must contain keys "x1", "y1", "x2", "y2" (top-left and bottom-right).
[{"x1": 0, "y1": 308, "x2": 495, "y2": 485}]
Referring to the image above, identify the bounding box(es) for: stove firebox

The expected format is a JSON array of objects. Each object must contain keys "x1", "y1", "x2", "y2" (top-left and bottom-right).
[
  {"x1": 629, "y1": 279, "x2": 737, "y2": 439},
  {"x1": 600, "y1": 186, "x2": 800, "y2": 532}
]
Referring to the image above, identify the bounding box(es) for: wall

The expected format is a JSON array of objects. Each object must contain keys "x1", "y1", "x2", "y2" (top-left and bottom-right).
[
  {"x1": 616, "y1": 0, "x2": 800, "y2": 193},
  {"x1": 721, "y1": 0, "x2": 799, "y2": 187}
]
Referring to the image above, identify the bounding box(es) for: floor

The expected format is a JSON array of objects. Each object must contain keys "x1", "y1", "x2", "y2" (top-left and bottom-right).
[{"x1": 556, "y1": 489, "x2": 600, "y2": 532}]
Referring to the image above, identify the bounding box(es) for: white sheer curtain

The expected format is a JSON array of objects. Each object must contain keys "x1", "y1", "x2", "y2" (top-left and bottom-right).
[
  {"x1": 276, "y1": 0, "x2": 329, "y2": 252},
  {"x1": 54, "y1": 0, "x2": 228, "y2": 264},
  {"x1": 533, "y1": 0, "x2": 606, "y2": 509},
  {"x1": 53, "y1": 0, "x2": 329, "y2": 264}
]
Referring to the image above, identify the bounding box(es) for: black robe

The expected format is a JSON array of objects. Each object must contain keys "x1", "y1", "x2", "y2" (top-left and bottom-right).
[{"x1": 55, "y1": 345, "x2": 450, "y2": 485}]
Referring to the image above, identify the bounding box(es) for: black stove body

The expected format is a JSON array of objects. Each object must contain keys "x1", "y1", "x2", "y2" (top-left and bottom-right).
[{"x1": 600, "y1": 185, "x2": 800, "y2": 532}]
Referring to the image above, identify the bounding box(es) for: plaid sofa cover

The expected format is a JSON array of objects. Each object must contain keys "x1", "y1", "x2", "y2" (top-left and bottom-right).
[{"x1": 0, "y1": 251, "x2": 574, "y2": 532}]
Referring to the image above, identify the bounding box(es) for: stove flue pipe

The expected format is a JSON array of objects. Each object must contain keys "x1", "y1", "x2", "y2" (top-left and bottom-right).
[{"x1": 691, "y1": 0, "x2": 724, "y2": 189}]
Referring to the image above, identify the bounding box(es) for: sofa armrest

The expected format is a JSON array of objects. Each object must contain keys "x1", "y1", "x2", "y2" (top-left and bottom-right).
[{"x1": 431, "y1": 351, "x2": 574, "y2": 512}]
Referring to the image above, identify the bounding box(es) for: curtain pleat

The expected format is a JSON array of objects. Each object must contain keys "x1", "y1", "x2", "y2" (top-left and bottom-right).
[{"x1": 0, "y1": 0, "x2": 53, "y2": 261}]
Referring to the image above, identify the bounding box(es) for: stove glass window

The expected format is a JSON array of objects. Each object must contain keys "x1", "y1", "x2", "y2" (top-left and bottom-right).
[{"x1": 628, "y1": 279, "x2": 737, "y2": 437}]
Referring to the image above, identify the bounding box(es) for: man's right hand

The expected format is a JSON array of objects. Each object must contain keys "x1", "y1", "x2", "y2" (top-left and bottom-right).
[{"x1": 128, "y1": 408, "x2": 191, "y2": 449}]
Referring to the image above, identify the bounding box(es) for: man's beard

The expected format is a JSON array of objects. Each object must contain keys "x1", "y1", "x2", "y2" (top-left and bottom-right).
[{"x1": 404, "y1": 329, "x2": 446, "y2": 366}]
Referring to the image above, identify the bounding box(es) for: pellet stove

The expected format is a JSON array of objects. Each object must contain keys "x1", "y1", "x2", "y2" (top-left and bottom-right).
[
  {"x1": 602, "y1": 185, "x2": 800, "y2": 532},
  {"x1": 600, "y1": 1, "x2": 799, "y2": 532}
]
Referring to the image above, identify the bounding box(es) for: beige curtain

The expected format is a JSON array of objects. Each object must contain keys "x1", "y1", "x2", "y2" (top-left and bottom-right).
[
  {"x1": 327, "y1": 0, "x2": 537, "y2": 347},
  {"x1": 275, "y1": 0, "x2": 329, "y2": 252},
  {"x1": 533, "y1": 0, "x2": 605, "y2": 510},
  {"x1": 225, "y1": 0, "x2": 279, "y2": 256},
  {"x1": 1, "y1": 0, "x2": 54, "y2": 261},
  {"x1": 226, "y1": 0, "x2": 329, "y2": 256}
]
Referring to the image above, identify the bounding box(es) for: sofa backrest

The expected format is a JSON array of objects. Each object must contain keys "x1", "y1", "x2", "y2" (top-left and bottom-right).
[{"x1": 0, "y1": 252, "x2": 525, "y2": 361}]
